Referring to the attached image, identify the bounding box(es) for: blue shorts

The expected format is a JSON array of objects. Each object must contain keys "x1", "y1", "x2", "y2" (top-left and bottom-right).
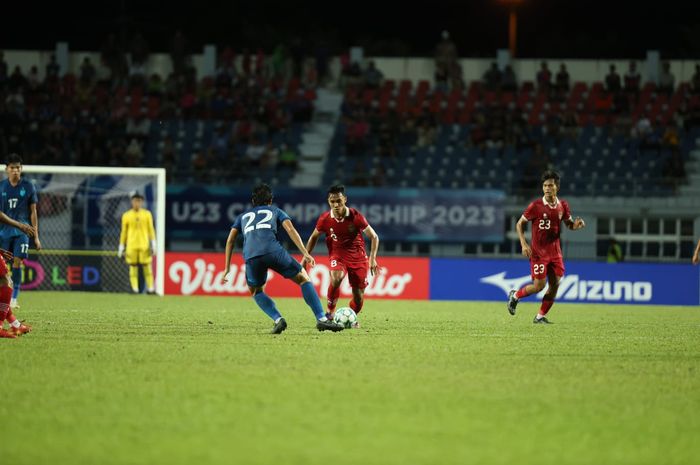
[
  {"x1": 245, "y1": 250, "x2": 302, "y2": 287},
  {"x1": 1, "y1": 235, "x2": 29, "y2": 260}
]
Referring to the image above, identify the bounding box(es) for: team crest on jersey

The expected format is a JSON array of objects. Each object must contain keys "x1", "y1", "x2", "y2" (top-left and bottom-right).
[
  {"x1": 543, "y1": 213, "x2": 548, "y2": 218},
  {"x1": 20, "y1": 188, "x2": 25, "y2": 197}
]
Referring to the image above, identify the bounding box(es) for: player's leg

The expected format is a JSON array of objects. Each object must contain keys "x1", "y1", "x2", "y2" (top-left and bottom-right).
[
  {"x1": 140, "y1": 249, "x2": 155, "y2": 294},
  {"x1": 4, "y1": 235, "x2": 31, "y2": 334},
  {"x1": 278, "y1": 251, "x2": 343, "y2": 332},
  {"x1": 533, "y1": 260, "x2": 564, "y2": 324},
  {"x1": 0, "y1": 272, "x2": 17, "y2": 339},
  {"x1": 326, "y1": 257, "x2": 346, "y2": 315},
  {"x1": 246, "y1": 255, "x2": 285, "y2": 333},
  {"x1": 346, "y1": 262, "x2": 369, "y2": 315},
  {"x1": 125, "y1": 247, "x2": 140, "y2": 293},
  {"x1": 10, "y1": 235, "x2": 28, "y2": 309},
  {"x1": 508, "y1": 259, "x2": 547, "y2": 315}
]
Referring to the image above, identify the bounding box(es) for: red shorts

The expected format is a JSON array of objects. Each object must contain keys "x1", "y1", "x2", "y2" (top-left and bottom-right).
[
  {"x1": 329, "y1": 256, "x2": 369, "y2": 289},
  {"x1": 0, "y1": 264, "x2": 6, "y2": 278},
  {"x1": 529, "y1": 255, "x2": 565, "y2": 280}
]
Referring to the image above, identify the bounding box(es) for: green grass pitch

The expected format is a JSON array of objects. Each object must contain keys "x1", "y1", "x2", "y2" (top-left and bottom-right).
[{"x1": 4, "y1": 291, "x2": 700, "y2": 465}]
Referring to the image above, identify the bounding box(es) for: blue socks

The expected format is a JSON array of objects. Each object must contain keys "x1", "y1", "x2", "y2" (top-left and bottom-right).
[
  {"x1": 301, "y1": 282, "x2": 325, "y2": 320},
  {"x1": 253, "y1": 291, "x2": 282, "y2": 322},
  {"x1": 11, "y1": 267, "x2": 21, "y2": 300},
  {"x1": 252, "y1": 283, "x2": 325, "y2": 322}
]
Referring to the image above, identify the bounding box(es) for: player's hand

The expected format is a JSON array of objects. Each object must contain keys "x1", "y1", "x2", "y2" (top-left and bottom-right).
[
  {"x1": 0, "y1": 248, "x2": 13, "y2": 262},
  {"x1": 521, "y1": 243, "x2": 532, "y2": 258},
  {"x1": 34, "y1": 237, "x2": 42, "y2": 251},
  {"x1": 20, "y1": 224, "x2": 35, "y2": 238},
  {"x1": 222, "y1": 267, "x2": 231, "y2": 284},
  {"x1": 302, "y1": 253, "x2": 315, "y2": 268},
  {"x1": 573, "y1": 217, "x2": 585, "y2": 230},
  {"x1": 693, "y1": 253, "x2": 700, "y2": 265},
  {"x1": 369, "y1": 257, "x2": 379, "y2": 276}
]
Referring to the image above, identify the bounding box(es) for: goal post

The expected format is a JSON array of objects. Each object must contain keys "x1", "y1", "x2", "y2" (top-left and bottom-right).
[{"x1": 21, "y1": 165, "x2": 166, "y2": 295}]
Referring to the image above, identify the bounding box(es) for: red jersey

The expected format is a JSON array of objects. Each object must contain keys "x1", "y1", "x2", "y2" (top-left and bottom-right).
[
  {"x1": 315, "y1": 207, "x2": 369, "y2": 264},
  {"x1": 522, "y1": 196, "x2": 572, "y2": 260}
]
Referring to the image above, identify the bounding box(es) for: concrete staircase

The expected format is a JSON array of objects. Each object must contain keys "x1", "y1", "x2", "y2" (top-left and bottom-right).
[{"x1": 289, "y1": 88, "x2": 343, "y2": 188}]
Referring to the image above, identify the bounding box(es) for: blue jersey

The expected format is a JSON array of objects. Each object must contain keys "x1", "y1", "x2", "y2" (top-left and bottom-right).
[
  {"x1": 0, "y1": 178, "x2": 38, "y2": 238},
  {"x1": 232, "y1": 206, "x2": 292, "y2": 260}
]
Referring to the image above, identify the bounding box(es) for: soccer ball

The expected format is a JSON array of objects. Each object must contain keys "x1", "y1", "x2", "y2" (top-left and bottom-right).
[{"x1": 333, "y1": 307, "x2": 358, "y2": 328}]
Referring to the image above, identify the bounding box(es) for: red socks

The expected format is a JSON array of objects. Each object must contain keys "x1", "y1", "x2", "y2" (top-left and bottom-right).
[
  {"x1": 515, "y1": 287, "x2": 530, "y2": 299},
  {"x1": 327, "y1": 284, "x2": 340, "y2": 311},
  {"x1": 349, "y1": 297, "x2": 364, "y2": 314},
  {"x1": 0, "y1": 285, "x2": 11, "y2": 324},
  {"x1": 539, "y1": 297, "x2": 554, "y2": 316}
]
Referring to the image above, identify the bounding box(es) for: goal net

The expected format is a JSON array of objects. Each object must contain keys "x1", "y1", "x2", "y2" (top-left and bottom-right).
[{"x1": 19, "y1": 165, "x2": 166, "y2": 295}]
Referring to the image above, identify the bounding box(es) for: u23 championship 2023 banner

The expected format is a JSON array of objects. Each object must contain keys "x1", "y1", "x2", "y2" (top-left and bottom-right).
[
  {"x1": 167, "y1": 186, "x2": 505, "y2": 242},
  {"x1": 164, "y1": 252, "x2": 430, "y2": 300}
]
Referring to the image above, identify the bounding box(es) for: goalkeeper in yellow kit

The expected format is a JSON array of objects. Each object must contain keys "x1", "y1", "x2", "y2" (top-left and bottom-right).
[{"x1": 118, "y1": 192, "x2": 156, "y2": 294}]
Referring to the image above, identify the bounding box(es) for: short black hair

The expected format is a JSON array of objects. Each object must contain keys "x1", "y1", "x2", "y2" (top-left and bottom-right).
[
  {"x1": 252, "y1": 183, "x2": 273, "y2": 206},
  {"x1": 131, "y1": 192, "x2": 144, "y2": 200},
  {"x1": 6, "y1": 153, "x2": 22, "y2": 165},
  {"x1": 541, "y1": 170, "x2": 560, "y2": 186},
  {"x1": 327, "y1": 184, "x2": 346, "y2": 197}
]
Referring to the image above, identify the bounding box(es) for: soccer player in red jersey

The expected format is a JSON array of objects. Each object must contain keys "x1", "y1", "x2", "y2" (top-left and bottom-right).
[
  {"x1": 304, "y1": 185, "x2": 379, "y2": 323},
  {"x1": 507, "y1": 170, "x2": 585, "y2": 324},
  {"x1": 0, "y1": 211, "x2": 35, "y2": 338}
]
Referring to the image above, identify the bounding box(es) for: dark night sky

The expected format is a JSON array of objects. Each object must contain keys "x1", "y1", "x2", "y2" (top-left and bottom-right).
[{"x1": 3, "y1": 0, "x2": 700, "y2": 58}]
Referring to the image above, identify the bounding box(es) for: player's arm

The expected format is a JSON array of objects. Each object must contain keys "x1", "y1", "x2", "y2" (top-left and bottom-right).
[
  {"x1": 118, "y1": 213, "x2": 128, "y2": 258},
  {"x1": 692, "y1": 238, "x2": 700, "y2": 265},
  {"x1": 282, "y1": 219, "x2": 315, "y2": 267},
  {"x1": 563, "y1": 216, "x2": 585, "y2": 230},
  {"x1": 0, "y1": 211, "x2": 34, "y2": 237},
  {"x1": 362, "y1": 225, "x2": 380, "y2": 276},
  {"x1": 30, "y1": 202, "x2": 41, "y2": 250},
  {"x1": 515, "y1": 216, "x2": 532, "y2": 258},
  {"x1": 147, "y1": 210, "x2": 157, "y2": 256},
  {"x1": 303, "y1": 229, "x2": 322, "y2": 266},
  {"x1": 222, "y1": 227, "x2": 239, "y2": 283}
]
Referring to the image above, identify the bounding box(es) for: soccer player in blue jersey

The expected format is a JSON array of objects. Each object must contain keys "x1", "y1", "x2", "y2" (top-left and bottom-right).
[
  {"x1": 222, "y1": 184, "x2": 344, "y2": 334},
  {"x1": 0, "y1": 154, "x2": 41, "y2": 311}
]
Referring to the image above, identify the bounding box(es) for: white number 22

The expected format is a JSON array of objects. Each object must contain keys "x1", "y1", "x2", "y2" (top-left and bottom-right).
[{"x1": 241, "y1": 209, "x2": 274, "y2": 234}]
